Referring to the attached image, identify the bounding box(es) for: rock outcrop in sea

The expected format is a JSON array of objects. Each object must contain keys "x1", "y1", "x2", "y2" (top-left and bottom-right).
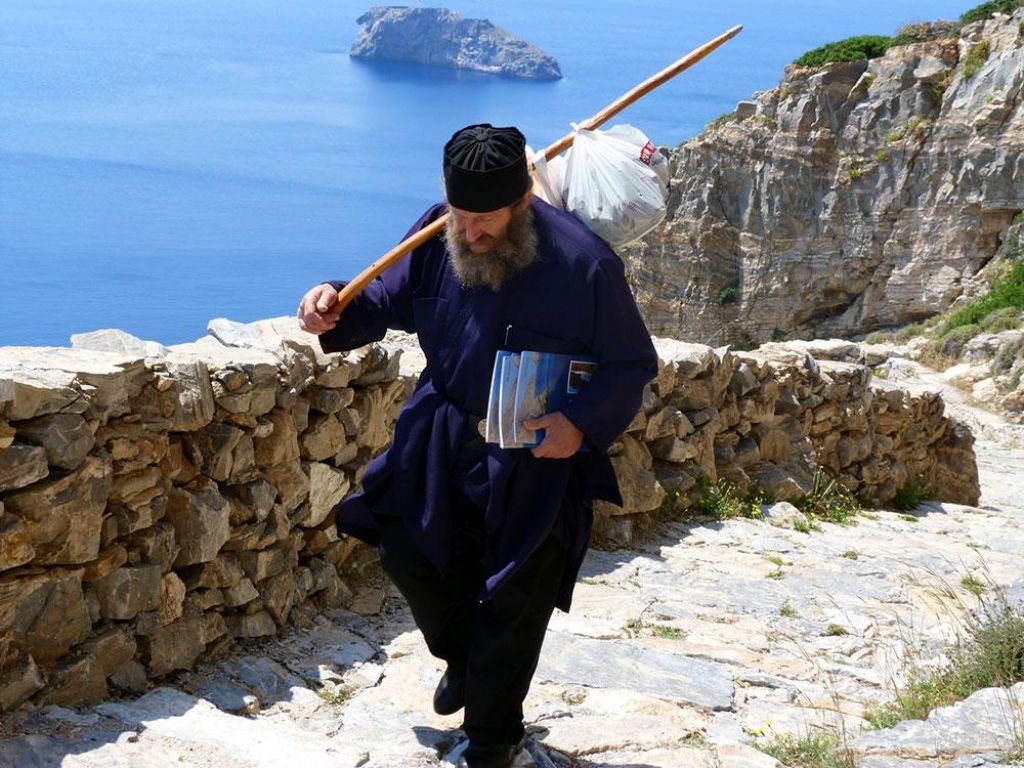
[
  {"x1": 625, "y1": 10, "x2": 1024, "y2": 346},
  {"x1": 349, "y1": 6, "x2": 562, "y2": 80}
]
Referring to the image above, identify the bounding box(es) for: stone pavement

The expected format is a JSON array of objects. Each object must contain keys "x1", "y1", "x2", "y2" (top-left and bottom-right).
[{"x1": 2, "y1": 384, "x2": 1023, "y2": 767}]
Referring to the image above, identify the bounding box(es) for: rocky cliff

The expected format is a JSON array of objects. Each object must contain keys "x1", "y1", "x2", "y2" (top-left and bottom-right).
[
  {"x1": 625, "y1": 10, "x2": 1024, "y2": 345},
  {"x1": 350, "y1": 6, "x2": 562, "y2": 80}
]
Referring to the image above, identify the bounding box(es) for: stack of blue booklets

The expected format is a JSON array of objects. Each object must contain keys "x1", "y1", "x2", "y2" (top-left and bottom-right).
[{"x1": 485, "y1": 349, "x2": 598, "y2": 449}]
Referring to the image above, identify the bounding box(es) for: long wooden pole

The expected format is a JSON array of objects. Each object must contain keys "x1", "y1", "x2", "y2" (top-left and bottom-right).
[{"x1": 327, "y1": 24, "x2": 743, "y2": 317}]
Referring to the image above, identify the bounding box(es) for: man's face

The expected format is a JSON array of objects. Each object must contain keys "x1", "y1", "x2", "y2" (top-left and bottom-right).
[
  {"x1": 444, "y1": 195, "x2": 538, "y2": 292},
  {"x1": 447, "y1": 205, "x2": 515, "y2": 255}
]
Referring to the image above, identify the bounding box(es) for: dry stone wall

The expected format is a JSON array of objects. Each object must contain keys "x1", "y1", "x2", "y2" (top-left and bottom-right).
[{"x1": 0, "y1": 319, "x2": 978, "y2": 711}]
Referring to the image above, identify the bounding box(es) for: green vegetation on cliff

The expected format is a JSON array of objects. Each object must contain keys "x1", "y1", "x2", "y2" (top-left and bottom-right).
[
  {"x1": 942, "y1": 258, "x2": 1024, "y2": 335},
  {"x1": 961, "y1": 0, "x2": 1024, "y2": 24},
  {"x1": 794, "y1": 35, "x2": 894, "y2": 68},
  {"x1": 793, "y1": 1, "x2": 1022, "y2": 70}
]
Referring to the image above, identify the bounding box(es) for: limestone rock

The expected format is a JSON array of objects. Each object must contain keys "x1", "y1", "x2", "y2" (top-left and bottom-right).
[
  {"x1": 140, "y1": 616, "x2": 207, "y2": 676},
  {"x1": 0, "y1": 420, "x2": 14, "y2": 449},
  {"x1": 14, "y1": 413, "x2": 95, "y2": 470},
  {"x1": 222, "y1": 577, "x2": 259, "y2": 608},
  {"x1": 91, "y1": 564, "x2": 163, "y2": 621},
  {"x1": 226, "y1": 610, "x2": 277, "y2": 638},
  {"x1": 300, "y1": 413, "x2": 347, "y2": 462},
  {"x1": 163, "y1": 359, "x2": 215, "y2": 431},
  {"x1": 109, "y1": 465, "x2": 170, "y2": 535},
  {"x1": 748, "y1": 463, "x2": 807, "y2": 502},
  {"x1": 609, "y1": 455, "x2": 667, "y2": 514},
  {"x1": 0, "y1": 569, "x2": 90, "y2": 665},
  {"x1": 855, "y1": 682, "x2": 1024, "y2": 757},
  {"x1": 254, "y1": 408, "x2": 300, "y2": 467},
  {"x1": 0, "y1": 347, "x2": 143, "y2": 422},
  {"x1": 71, "y1": 328, "x2": 169, "y2": 358},
  {"x1": 0, "y1": 368, "x2": 82, "y2": 421},
  {"x1": 157, "y1": 573, "x2": 187, "y2": 625},
  {"x1": 625, "y1": 17, "x2": 1024, "y2": 346},
  {"x1": 0, "y1": 653, "x2": 44, "y2": 712},
  {"x1": 165, "y1": 479, "x2": 231, "y2": 567},
  {"x1": 760, "y1": 501, "x2": 809, "y2": 530},
  {"x1": 3, "y1": 454, "x2": 112, "y2": 565},
  {"x1": 0, "y1": 443, "x2": 49, "y2": 492},
  {"x1": 40, "y1": 626, "x2": 137, "y2": 706},
  {"x1": 0, "y1": 511, "x2": 35, "y2": 572},
  {"x1": 536, "y1": 631, "x2": 734, "y2": 711},
  {"x1": 351, "y1": 7, "x2": 562, "y2": 80},
  {"x1": 263, "y1": 460, "x2": 310, "y2": 512},
  {"x1": 125, "y1": 522, "x2": 180, "y2": 571},
  {"x1": 187, "y1": 422, "x2": 256, "y2": 484},
  {"x1": 306, "y1": 462, "x2": 350, "y2": 528},
  {"x1": 82, "y1": 544, "x2": 129, "y2": 583}
]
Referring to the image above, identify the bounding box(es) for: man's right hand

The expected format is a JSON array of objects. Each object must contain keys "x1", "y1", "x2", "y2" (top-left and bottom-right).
[{"x1": 297, "y1": 283, "x2": 339, "y2": 335}]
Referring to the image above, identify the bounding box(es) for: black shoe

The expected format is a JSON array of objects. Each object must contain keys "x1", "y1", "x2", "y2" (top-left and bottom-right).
[
  {"x1": 456, "y1": 742, "x2": 517, "y2": 768},
  {"x1": 432, "y1": 668, "x2": 466, "y2": 715}
]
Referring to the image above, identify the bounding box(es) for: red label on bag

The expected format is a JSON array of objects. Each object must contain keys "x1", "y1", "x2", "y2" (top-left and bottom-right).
[{"x1": 639, "y1": 141, "x2": 656, "y2": 165}]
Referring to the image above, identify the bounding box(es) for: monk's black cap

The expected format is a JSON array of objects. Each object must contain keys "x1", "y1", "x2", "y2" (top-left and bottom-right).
[{"x1": 443, "y1": 123, "x2": 531, "y2": 213}]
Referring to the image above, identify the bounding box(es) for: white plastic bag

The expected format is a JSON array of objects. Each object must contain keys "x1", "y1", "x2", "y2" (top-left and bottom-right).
[
  {"x1": 527, "y1": 145, "x2": 566, "y2": 210},
  {"x1": 562, "y1": 124, "x2": 670, "y2": 248}
]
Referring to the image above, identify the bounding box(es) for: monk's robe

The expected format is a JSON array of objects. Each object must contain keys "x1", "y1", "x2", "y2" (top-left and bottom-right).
[{"x1": 320, "y1": 198, "x2": 658, "y2": 611}]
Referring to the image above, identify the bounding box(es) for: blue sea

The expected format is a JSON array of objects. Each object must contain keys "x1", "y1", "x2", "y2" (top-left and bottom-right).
[{"x1": 1, "y1": 0, "x2": 970, "y2": 346}]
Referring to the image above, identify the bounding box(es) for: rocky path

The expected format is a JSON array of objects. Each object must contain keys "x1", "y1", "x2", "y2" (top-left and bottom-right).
[{"x1": 3, "y1": 368, "x2": 1024, "y2": 768}]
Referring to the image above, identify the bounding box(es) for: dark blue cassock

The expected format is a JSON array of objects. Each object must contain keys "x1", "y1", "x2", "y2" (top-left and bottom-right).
[{"x1": 321, "y1": 198, "x2": 658, "y2": 611}]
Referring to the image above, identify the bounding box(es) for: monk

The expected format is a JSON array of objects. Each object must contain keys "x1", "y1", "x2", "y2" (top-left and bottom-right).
[{"x1": 298, "y1": 123, "x2": 657, "y2": 768}]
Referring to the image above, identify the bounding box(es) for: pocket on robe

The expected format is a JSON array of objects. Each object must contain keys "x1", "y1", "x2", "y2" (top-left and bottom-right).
[{"x1": 505, "y1": 324, "x2": 580, "y2": 355}]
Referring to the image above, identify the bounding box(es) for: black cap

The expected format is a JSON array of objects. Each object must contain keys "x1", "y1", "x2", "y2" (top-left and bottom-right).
[{"x1": 443, "y1": 124, "x2": 531, "y2": 212}]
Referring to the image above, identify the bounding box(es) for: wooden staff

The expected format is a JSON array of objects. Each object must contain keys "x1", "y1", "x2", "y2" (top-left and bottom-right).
[{"x1": 327, "y1": 24, "x2": 743, "y2": 317}]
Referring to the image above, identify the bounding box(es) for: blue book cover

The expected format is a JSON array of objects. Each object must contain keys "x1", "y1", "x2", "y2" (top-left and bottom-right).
[
  {"x1": 486, "y1": 349, "x2": 597, "y2": 450},
  {"x1": 514, "y1": 351, "x2": 598, "y2": 449},
  {"x1": 497, "y1": 352, "x2": 524, "y2": 449},
  {"x1": 485, "y1": 350, "x2": 514, "y2": 444}
]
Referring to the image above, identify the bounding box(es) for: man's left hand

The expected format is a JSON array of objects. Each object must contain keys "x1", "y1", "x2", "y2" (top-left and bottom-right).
[{"x1": 523, "y1": 412, "x2": 584, "y2": 459}]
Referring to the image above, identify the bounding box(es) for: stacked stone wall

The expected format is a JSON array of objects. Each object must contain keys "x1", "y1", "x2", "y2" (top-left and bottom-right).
[{"x1": 0, "y1": 319, "x2": 979, "y2": 710}]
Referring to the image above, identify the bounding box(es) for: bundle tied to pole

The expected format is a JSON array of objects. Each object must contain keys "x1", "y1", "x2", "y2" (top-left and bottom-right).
[{"x1": 325, "y1": 24, "x2": 743, "y2": 318}]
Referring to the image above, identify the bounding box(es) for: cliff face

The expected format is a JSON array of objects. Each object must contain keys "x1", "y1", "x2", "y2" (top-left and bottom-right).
[
  {"x1": 350, "y1": 6, "x2": 562, "y2": 80},
  {"x1": 626, "y1": 11, "x2": 1024, "y2": 345}
]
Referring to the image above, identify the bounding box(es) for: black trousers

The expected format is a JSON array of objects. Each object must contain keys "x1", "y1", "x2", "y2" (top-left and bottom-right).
[{"x1": 377, "y1": 497, "x2": 567, "y2": 747}]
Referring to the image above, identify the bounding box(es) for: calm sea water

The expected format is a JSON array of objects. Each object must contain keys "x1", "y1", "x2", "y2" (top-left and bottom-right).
[{"x1": 1, "y1": 0, "x2": 969, "y2": 346}]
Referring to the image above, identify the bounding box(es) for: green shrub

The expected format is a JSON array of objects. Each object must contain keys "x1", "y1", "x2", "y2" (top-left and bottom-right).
[
  {"x1": 796, "y1": 469, "x2": 860, "y2": 524},
  {"x1": 708, "y1": 111, "x2": 736, "y2": 130},
  {"x1": 717, "y1": 277, "x2": 740, "y2": 306},
  {"x1": 962, "y1": 40, "x2": 991, "y2": 79},
  {"x1": 1010, "y1": 365, "x2": 1024, "y2": 390},
  {"x1": 938, "y1": 323, "x2": 983, "y2": 356},
  {"x1": 942, "y1": 259, "x2": 1024, "y2": 333},
  {"x1": 893, "y1": 478, "x2": 932, "y2": 511},
  {"x1": 894, "y1": 322, "x2": 926, "y2": 341},
  {"x1": 757, "y1": 731, "x2": 853, "y2": 768},
  {"x1": 848, "y1": 157, "x2": 868, "y2": 180},
  {"x1": 995, "y1": 335, "x2": 1024, "y2": 372},
  {"x1": 892, "y1": 20, "x2": 961, "y2": 45},
  {"x1": 694, "y1": 479, "x2": 762, "y2": 520},
  {"x1": 981, "y1": 306, "x2": 1023, "y2": 333},
  {"x1": 961, "y1": 0, "x2": 1024, "y2": 25},
  {"x1": 866, "y1": 593, "x2": 1024, "y2": 728},
  {"x1": 795, "y1": 35, "x2": 894, "y2": 68}
]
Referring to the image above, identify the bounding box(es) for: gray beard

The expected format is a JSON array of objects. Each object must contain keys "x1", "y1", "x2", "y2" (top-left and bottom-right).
[{"x1": 444, "y1": 207, "x2": 539, "y2": 292}]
